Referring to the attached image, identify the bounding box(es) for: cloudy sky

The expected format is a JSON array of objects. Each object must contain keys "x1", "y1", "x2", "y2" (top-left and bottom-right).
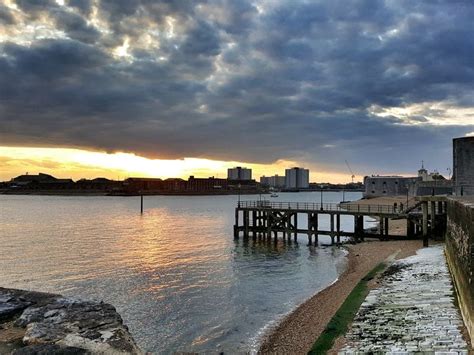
[{"x1": 0, "y1": 0, "x2": 473, "y2": 182}]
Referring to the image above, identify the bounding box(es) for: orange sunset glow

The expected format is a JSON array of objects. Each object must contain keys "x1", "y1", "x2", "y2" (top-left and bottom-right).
[{"x1": 0, "y1": 146, "x2": 357, "y2": 183}]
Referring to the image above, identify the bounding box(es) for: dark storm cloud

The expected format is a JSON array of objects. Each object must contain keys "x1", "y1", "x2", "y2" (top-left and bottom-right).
[
  {"x1": 14, "y1": 0, "x2": 58, "y2": 18},
  {"x1": 66, "y1": 0, "x2": 93, "y2": 15},
  {"x1": 1, "y1": 0, "x2": 473, "y2": 173},
  {"x1": 52, "y1": 9, "x2": 101, "y2": 44},
  {"x1": 0, "y1": 5, "x2": 16, "y2": 24}
]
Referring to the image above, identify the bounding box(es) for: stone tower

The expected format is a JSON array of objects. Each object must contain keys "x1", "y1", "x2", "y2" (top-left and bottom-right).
[{"x1": 453, "y1": 136, "x2": 474, "y2": 196}]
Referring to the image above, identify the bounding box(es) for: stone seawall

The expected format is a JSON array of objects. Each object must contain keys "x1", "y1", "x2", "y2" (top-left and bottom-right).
[
  {"x1": 0, "y1": 287, "x2": 142, "y2": 354},
  {"x1": 445, "y1": 197, "x2": 474, "y2": 343}
]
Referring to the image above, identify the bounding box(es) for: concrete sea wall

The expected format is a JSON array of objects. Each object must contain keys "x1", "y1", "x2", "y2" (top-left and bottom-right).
[{"x1": 445, "y1": 197, "x2": 474, "y2": 343}]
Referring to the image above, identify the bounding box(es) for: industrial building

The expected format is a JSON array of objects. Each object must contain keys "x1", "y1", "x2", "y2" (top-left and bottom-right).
[
  {"x1": 227, "y1": 167, "x2": 252, "y2": 181},
  {"x1": 285, "y1": 167, "x2": 309, "y2": 189},
  {"x1": 260, "y1": 175, "x2": 286, "y2": 188},
  {"x1": 453, "y1": 136, "x2": 474, "y2": 196}
]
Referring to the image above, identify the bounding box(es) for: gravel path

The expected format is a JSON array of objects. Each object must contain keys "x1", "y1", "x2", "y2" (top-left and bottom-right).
[{"x1": 258, "y1": 240, "x2": 422, "y2": 354}]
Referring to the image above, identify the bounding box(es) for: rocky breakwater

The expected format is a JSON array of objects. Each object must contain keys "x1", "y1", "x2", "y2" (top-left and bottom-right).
[{"x1": 0, "y1": 287, "x2": 142, "y2": 354}]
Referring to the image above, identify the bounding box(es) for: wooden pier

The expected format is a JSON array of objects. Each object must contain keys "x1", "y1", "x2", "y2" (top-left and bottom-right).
[{"x1": 233, "y1": 199, "x2": 447, "y2": 245}]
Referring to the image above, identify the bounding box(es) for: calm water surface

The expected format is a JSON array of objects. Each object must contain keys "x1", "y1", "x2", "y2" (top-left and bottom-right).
[{"x1": 0, "y1": 191, "x2": 364, "y2": 353}]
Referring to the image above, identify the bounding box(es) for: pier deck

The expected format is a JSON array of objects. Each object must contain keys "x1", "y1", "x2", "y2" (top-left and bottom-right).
[{"x1": 233, "y1": 199, "x2": 446, "y2": 245}]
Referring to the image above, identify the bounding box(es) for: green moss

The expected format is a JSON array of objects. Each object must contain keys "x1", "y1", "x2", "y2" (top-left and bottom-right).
[{"x1": 308, "y1": 262, "x2": 386, "y2": 355}]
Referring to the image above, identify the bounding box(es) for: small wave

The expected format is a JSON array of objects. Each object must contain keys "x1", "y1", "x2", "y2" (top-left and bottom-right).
[
  {"x1": 248, "y1": 258, "x2": 346, "y2": 353},
  {"x1": 248, "y1": 246, "x2": 350, "y2": 353}
]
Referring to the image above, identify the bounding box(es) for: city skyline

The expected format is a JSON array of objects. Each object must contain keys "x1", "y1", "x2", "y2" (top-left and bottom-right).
[
  {"x1": 1, "y1": 1, "x2": 473, "y2": 181},
  {"x1": 0, "y1": 144, "x2": 458, "y2": 183}
]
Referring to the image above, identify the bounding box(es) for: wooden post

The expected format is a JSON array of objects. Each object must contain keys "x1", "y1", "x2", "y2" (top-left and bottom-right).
[
  {"x1": 234, "y1": 208, "x2": 240, "y2": 238},
  {"x1": 336, "y1": 213, "x2": 341, "y2": 244},
  {"x1": 353, "y1": 215, "x2": 358, "y2": 242},
  {"x1": 140, "y1": 195, "x2": 144, "y2": 214},
  {"x1": 330, "y1": 213, "x2": 335, "y2": 244},
  {"x1": 384, "y1": 217, "x2": 389, "y2": 239},
  {"x1": 407, "y1": 219, "x2": 414, "y2": 237},
  {"x1": 307, "y1": 213, "x2": 312, "y2": 245},
  {"x1": 253, "y1": 210, "x2": 260, "y2": 238},
  {"x1": 379, "y1": 217, "x2": 384, "y2": 239},
  {"x1": 244, "y1": 210, "x2": 249, "y2": 238},
  {"x1": 359, "y1": 216, "x2": 364, "y2": 241},
  {"x1": 294, "y1": 212, "x2": 298, "y2": 242},
  {"x1": 266, "y1": 211, "x2": 271, "y2": 240},
  {"x1": 430, "y1": 201, "x2": 436, "y2": 234},
  {"x1": 422, "y1": 201, "x2": 429, "y2": 247},
  {"x1": 314, "y1": 213, "x2": 319, "y2": 244},
  {"x1": 252, "y1": 210, "x2": 257, "y2": 239}
]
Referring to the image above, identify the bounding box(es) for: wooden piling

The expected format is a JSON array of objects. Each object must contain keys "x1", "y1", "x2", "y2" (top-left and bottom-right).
[
  {"x1": 294, "y1": 212, "x2": 298, "y2": 242},
  {"x1": 379, "y1": 217, "x2": 384, "y2": 239},
  {"x1": 407, "y1": 219, "x2": 415, "y2": 237},
  {"x1": 330, "y1": 213, "x2": 335, "y2": 244},
  {"x1": 140, "y1": 195, "x2": 144, "y2": 214},
  {"x1": 430, "y1": 201, "x2": 436, "y2": 234},
  {"x1": 244, "y1": 210, "x2": 249, "y2": 238},
  {"x1": 266, "y1": 211, "x2": 271, "y2": 240},
  {"x1": 422, "y1": 201, "x2": 429, "y2": 247},
  {"x1": 314, "y1": 213, "x2": 319, "y2": 244},
  {"x1": 307, "y1": 213, "x2": 312, "y2": 245}
]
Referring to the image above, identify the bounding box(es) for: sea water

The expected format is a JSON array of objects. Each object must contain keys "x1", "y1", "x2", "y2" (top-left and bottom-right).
[{"x1": 0, "y1": 191, "x2": 363, "y2": 353}]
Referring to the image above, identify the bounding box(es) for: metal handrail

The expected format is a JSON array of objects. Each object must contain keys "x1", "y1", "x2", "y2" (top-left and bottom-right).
[{"x1": 237, "y1": 200, "x2": 400, "y2": 214}]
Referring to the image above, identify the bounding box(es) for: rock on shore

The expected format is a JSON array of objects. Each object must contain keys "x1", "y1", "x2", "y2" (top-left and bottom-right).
[{"x1": 0, "y1": 287, "x2": 142, "y2": 354}]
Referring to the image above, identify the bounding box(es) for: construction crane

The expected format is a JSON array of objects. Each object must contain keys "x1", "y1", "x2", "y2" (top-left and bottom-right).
[{"x1": 345, "y1": 160, "x2": 355, "y2": 183}]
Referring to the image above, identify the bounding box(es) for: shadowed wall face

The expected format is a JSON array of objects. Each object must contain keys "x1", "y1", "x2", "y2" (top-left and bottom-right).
[
  {"x1": 453, "y1": 137, "x2": 474, "y2": 196},
  {"x1": 445, "y1": 198, "x2": 474, "y2": 342}
]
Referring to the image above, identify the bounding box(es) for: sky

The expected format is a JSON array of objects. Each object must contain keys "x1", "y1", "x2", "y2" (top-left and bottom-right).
[{"x1": 1, "y1": 0, "x2": 473, "y2": 182}]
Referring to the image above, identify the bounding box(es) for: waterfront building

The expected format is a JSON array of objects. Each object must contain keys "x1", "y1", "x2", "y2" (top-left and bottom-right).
[
  {"x1": 285, "y1": 167, "x2": 309, "y2": 189},
  {"x1": 76, "y1": 178, "x2": 122, "y2": 192},
  {"x1": 453, "y1": 136, "x2": 474, "y2": 196},
  {"x1": 260, "y1": 175, "x2": 286, "y2": 188},
  {"x1": 123, "y1": 177, "x2": 165, "y2": 193},
  {"x1": 9, "y1": 173, "x2": 74, "y2": 190},
  {"x1": 412, "y1": 163, "x2": 452, "y2": 196},
  {"x1": 227, "y1": 167, "x2": 252, "y2": 181},
  {"x1": 418, "y1": 163, "x2": 444, "y2": 182},
  {"x1": 186, "y1": 176, "x2": 229, "y2": 191},
  {"x1": 363, "y1": 176, "x2": 420, "y2": 198}
]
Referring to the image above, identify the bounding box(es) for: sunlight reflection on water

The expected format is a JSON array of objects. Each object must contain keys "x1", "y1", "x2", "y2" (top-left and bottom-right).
[{"x1": 0, "y1": 192, "x2": 363, "y2": 353}]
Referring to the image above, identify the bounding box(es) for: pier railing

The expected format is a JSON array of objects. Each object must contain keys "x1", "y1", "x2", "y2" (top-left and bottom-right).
[{"x1": 237, "y1": 200, "x2": 399, "y2": 214}]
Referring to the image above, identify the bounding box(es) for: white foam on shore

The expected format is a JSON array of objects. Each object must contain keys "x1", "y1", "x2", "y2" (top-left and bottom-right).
[{"x1": 247, "y1": 247, "x2": 349, "y2": 353}]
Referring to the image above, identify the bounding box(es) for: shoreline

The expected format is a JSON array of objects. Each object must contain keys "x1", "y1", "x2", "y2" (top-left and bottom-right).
[
  {"x1": 249, "y1": 249, "x2": 349, "y2": 353},
  {"x1": 258, "y1": 240, "x2": 422, "y2": 354},
  {"x1": 0, "y1": 189, "x2": 364, "y2": 197}
]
